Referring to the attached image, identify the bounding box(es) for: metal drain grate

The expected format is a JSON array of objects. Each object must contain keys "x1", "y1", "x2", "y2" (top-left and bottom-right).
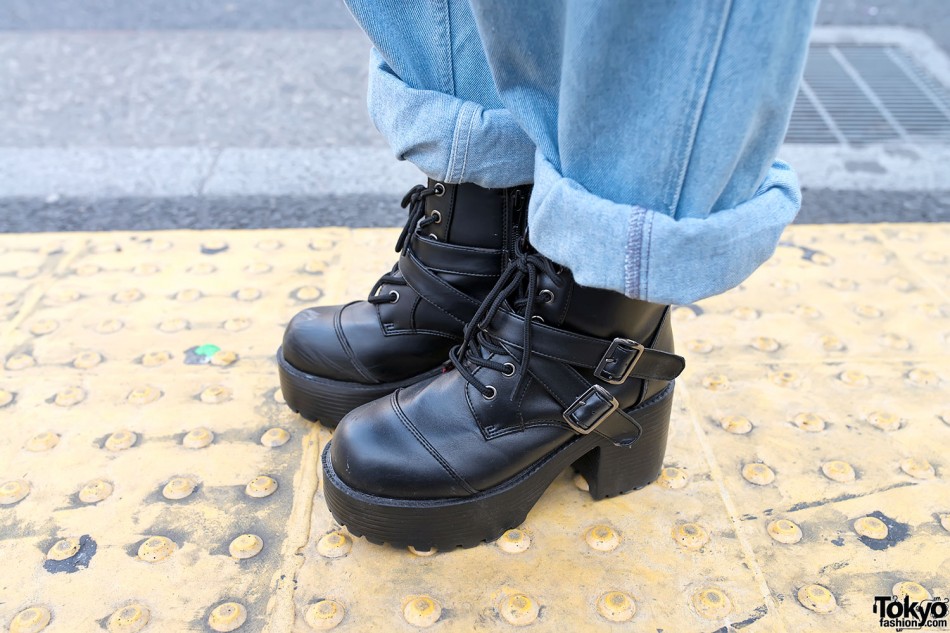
[{"x1": 787, "y1": 44, "x2": 950, "y2": 144}]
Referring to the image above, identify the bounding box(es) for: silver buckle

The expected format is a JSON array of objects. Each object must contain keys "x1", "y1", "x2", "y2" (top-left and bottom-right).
[
  {"x1": 594, "y1": 338, "x2": 645, "y2": 384},
  {"x1": 562, "y1": 385, "x2": 619, "y2": 434}
]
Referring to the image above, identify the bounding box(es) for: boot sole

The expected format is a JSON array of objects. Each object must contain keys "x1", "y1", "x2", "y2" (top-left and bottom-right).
[
  {"x1": 276, "y1": 346, "x2": 444, "y2": 428},
  {"x1": 322, "y1": 382, "x2": 674, "y2": 550}
]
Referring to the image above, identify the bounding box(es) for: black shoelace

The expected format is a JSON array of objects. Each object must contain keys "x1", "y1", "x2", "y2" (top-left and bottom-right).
[
  {"x1": 449, "y1": 238, "x2": 563, "y2": 400},
  {"x1": 367, "y1": 184, "x2": 441, "y2": 305}
]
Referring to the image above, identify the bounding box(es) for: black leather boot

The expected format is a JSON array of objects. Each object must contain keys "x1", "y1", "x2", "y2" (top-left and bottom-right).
[
  {"x1": 322, "y1": 241, "x2": 685, "y2": 549},
  {"x1": 278, "y1": 179, "x2": 529, "y2": 426}
]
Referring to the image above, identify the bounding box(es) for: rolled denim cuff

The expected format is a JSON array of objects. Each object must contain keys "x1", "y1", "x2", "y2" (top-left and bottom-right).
[
  {"x1": 529, "y1": 152, "x2": 802, "y2": 305},
  {"x1": 367, "y1": 49, "x2": 535, "y2": 188}
]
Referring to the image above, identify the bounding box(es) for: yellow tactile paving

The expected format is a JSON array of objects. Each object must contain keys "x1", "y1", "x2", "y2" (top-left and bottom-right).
[{"x1": 1, "y1": 224, "x2": 948, "y2": 632}]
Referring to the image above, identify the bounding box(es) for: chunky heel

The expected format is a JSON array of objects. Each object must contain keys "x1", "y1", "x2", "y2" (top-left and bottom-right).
[{"x1": 573, "y1": 384, "x2": 674, "y2": 500}]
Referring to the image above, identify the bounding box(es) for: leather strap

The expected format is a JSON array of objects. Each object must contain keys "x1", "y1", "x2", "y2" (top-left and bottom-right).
[
  {"x1": 487, "y1": 309, "x2": 684, "y2": 382},
  {"x1": 399, "y1": 247, "x2": 482, "y2": 325},
  {"x1": 410, "y1": 232, "x2": 504, "y2": 275}
]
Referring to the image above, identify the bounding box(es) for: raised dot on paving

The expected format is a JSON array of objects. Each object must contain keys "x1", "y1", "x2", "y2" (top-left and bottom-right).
[
  {"x1": 853, "y1": 516, "x2": 888, "y2": 540},
  {"x1": 769, "y1": 370, "x2": 801, "y2": 388},
  {"x1": 30, "y1": 319, "x2": 59, "y2": 335},
  {"x1": 498, "y1": 592, "x2": 539, "y2": 626},
  {"x1": 260, "y1": 427, "x2": 290, "y2": 448},
  {"x1": 24, "y1": 432, "x2": 59, "y2": 452},
  {"x1": 305, "y1": 600, "x2": 345, "y2": 630},
  {"x1": 691, "y1": 587, "x2": 732, "y2": 619},
  {"x1": 821, "y1": 461, "x2": 856, "y2": 483},
  {"x1": 0, "y1": 389, "x2": 14, "y2": 407},
  {"x1": 719, "y1": 415, "x2": 752, "y2": 434},
  {"x1": 403, "y1": 595, "x2": 441, "y2": 628},
  {"x1": 95, "y1": 318, "x2": 124, "y2": 334},
  {"x1": 585, "y1": 525, "x2": 621, "y2": 552},
  {"x1": 200, "y1": 385, "x2": 232, "y2": 404},
  {"x1": 294, "y1": 286, "x2": 323, "y2": 302},
  {"x1": 244, "y1": 262, "x2": 272, "y2": 274},
  {"x1": 702, "y1": 374, "x2": 729, "y2": 391},
  {"x1": 900, "y1": 457, "x2": 935, "y2": 479},
  {"x1": 5, "y1": 353, "x2": 36, "y2": 370},
  {"x1": 79, "y1": 479, "x2": 114, "y2": 503},
  {"x1": 223, "y1": 318, "x2": 252, "y2": 332},
  {"x1": 597, "y1": 591, "x2": 636, "y2": 623},
  {"x1": 893, "y1": 581, "x2": 931, "y2": 601},
  {"x1": 496, "y1": 529, "x2": 531, "y2": 553},
  {"x1": 208, "y1": 602, "x2": 247, "y2": 632},
  {"x1": 54, "y1": 386, "x2": 86, "y2": 407},
  {"x1": 47, "y1": 537, "x2": 81, "y2": 561},
  {"x1": 234, "y1": 288, "x2": 262, "y2": 302},
  {"x1": 820, "y1": 335, "x2": 846, "y2": 352},
  {"x1": 572, "y1": 473, "x2": 590, "y2": 491},
  {"x1": 317, "y1": 531, "x2": 352, "y2": 558},
  {"x1": 838, "y1": 369, "x2": 869, "y2": 387},
  {"x1": 767, "y1": 519, "x2": 803, "y2": 544},
  {"x1": 229, "y1": 534, "x2": 264, "y2": 559},
  {"x1": 407, "y1": 546, "x2": 436, "y2": 557},
  {"x1": 183, "y1": 427, "x2": 214, "y2": 449},
  {"x1": 750, "y1": 336, "x2": 780, "y2": 352},
  {"x1": 9, "y1": 606, "x2": 51, "y2": 633},
  {"x1": 793, "y1": 413, "x2": 825, "y2": 432},
  {"x1": 797, "y1": 584, "x2": 837, "y2": 614},
  {"x1": 657, "y1": 467, "x2": 689, "y2": 489},
  {"x1": 158, "y1": 318, "x2": 189, "y2": 333},
  {"x1": 105, "y1": 430, "x2": 137, "y2": 451},
  {"x1": 0, "y1": 479, "x2": 31, "y2": 505},
  {"x1": 211, "y1": 350, "x2": 239, "y2": 366},
  {"x1": 140, "y1": 351, "x2": 172, "y2": 367},
  {"x1": 162, "y1": 476, "x2": 197, "y2": 500},
  {"x1": 137, "y1": 536, "x2": 177, "y2": 562},
  {"x1": 107, "y1": 604, "x2": 150, "y2": 633},
  {"x1": 127, "y1": 386, "x2": 161, "y2": 404},
  {"x1": 72, "y1": 351, "x2": 103, "y2": 368},
  {"x1": 867, "y1": 411, "x2": 901, "y2": 431},
  {"x1": 245, "y1": 476, "x2": 278, "y2": 498},
  {"x1": 686, "y1": 339, "x2": 713, "y2": 353},
  {"x1": 671, "y1": 523, "x2": 709, "y2": 550},
  {"x1": 741, "y1": 463, "x2": 775, "y2": 485},
  {"x1": 906, "y1": 368, "x2": 940, "y2": 386},
  {"x1": 175, "y1": 289, "x2": 202, "y2": 302},
  {"x1": 113, "y1": 289, "x2": 144, "y2": 303}
]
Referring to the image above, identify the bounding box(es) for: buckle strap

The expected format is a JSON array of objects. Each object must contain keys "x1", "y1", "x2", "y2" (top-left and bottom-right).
[
  {"x1": 398, "y1": 247, "x2": 481, "y2": 325},
  {"x1": 410, "y1": 232, "x2": 505, "y2": 275},
  {"x1": 488, "y1": 310, "x2": 684, "y2": 384}
]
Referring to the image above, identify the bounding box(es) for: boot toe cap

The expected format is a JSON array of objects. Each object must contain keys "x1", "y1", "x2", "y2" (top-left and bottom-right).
[
  {"x1": 281, "y1": 305, "x2": 365, "y2": 381},
  {"x1": 329, "y1": 394, "x2": 470, "y2": 499}
]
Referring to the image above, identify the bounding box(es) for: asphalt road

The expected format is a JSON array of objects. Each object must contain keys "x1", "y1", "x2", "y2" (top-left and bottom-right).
[{"x1": 1, "y1": 0, "x2": 949, "y2": 232}]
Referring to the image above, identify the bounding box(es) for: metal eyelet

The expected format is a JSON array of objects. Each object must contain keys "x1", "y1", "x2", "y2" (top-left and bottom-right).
[
  {"x1": 482, "y1": 385, "x2": 496, "y2": 400},
  {"x1": 531, "y1": 315, "x2": 545, "y2": 323},
  {"x1": 429, "y1": 234, "x2": 439, "y2": 240},
  {"x1": 389, "y1": 290, "x2": 399, "y2": 303},
  {"x1": 502, "y1": 363, "x2": 516, "y2": 377},
  {"x1": 539, "y1": 289, "x2": 554, "y2": 304},
  {"x1": 433, "y1": 183, "x2": 446, "y2": 196},
  {"x1": 430, "y1": 210, "x2": 442, "y2": 224}
]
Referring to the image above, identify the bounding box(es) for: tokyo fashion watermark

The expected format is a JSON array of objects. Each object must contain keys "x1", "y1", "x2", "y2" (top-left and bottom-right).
[{"x1": 873, "y1": 594, "x2": 948, "y2": 630}]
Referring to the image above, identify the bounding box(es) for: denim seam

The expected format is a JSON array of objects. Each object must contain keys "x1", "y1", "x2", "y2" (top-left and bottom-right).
[
  {"x1": 642, "y1": 211, "x2": 655, "y2": 300},
  {"x1": 457, "y1": 105, "x2": 479, "y2": 182},
  {"x1": 667, "y1": 0, "x2": 734, "y2": 215},
  {"x1": 624, "y1": 207, "x2": 646, "y2": 299},
  {"x1": 445, "y1": 103, "x2": 467, "y2": 183}
]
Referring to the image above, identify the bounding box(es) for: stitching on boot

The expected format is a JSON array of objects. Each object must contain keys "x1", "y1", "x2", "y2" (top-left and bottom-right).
[{"x1": 391, "y1": 393, "x2": 477, "y2": 495}]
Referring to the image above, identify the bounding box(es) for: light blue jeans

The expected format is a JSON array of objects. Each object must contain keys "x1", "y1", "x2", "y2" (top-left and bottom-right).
[{"x1": 345, "y1": 0, "x2": 819, "y2": 305}]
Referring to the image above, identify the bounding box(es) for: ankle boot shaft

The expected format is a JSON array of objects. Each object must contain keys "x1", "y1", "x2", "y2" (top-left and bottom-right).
[{"x1": 424, "y1": 179, "x2": 530, "y2": 253}]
